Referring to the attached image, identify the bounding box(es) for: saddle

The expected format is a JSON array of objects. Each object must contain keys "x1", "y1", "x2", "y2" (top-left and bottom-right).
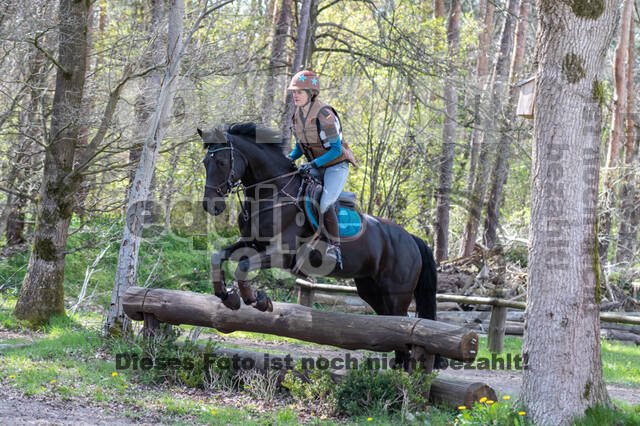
[{"x1": 302, "y1": 178, "x2": 363, "y2": 238}]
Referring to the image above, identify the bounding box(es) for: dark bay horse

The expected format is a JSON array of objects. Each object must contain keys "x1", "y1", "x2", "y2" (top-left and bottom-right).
[{"x1": 198, "y1": 123, "x2": 438, "y2": 366}]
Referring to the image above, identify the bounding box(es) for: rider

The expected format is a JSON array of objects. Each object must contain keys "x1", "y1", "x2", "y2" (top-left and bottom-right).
[{"x1": 286, "y1": 69, "x2": 357, "y2": 270}]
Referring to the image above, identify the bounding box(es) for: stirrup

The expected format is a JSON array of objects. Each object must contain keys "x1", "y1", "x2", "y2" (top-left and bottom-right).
[{"x1": 325, "y1": 244, "x2": 343, "y2": 270}]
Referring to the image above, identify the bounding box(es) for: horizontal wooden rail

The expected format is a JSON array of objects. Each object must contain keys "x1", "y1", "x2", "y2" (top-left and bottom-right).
[{"x1": 295, "y1": 279, "x2": 640, "y2": 326}]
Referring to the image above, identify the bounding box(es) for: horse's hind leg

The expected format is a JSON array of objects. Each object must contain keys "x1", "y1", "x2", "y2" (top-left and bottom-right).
[{"x1": 354, "y1": 277, "x2": 412, "y2": 370}]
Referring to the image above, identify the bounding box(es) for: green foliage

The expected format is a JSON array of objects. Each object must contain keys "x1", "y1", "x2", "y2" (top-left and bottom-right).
[
  {"x1": 503, "y1": 246, "x2": 528, "y2": 267},
  {"x1": 573, "y1": 403, "x2": 640, "y2": 425},
  {"x1": 455, "y1": 397, "x2": 533, "y2": 426},
  {"x1": 281, "y1": 361, "x2": 335, "y2": 405},
  {"x1": 333, "y1": 365, "x2": 436, "y2": 416}
]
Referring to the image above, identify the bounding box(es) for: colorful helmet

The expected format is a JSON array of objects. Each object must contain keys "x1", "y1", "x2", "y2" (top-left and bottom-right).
[{"x1": 287, "y1": 69, "x2": 320, "y2": 93}]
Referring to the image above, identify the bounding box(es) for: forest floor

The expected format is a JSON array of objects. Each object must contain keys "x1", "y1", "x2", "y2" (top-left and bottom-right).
[{"x1": 209, "y1": 332, "x2": 640, "y2": 405}]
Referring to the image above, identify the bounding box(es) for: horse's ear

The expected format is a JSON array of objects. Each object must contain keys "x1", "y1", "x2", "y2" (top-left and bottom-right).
[
  {"x1": 197, "y1": 128, "x2": 203, "y2": 138},
  {"x1": 213, "y1": 127, "x2": 226, "y2": 142}
]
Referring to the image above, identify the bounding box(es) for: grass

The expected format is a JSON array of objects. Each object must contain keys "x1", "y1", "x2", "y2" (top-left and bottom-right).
[
  {"x1": 472, "y1": 336, "x2": 640, "y2": 388},
  {"x1": 0, "y1": 218, "x2": 639, "y2": 424}
]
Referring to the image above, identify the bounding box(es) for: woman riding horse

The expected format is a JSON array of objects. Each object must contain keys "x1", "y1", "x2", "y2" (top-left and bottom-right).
[{"x1": 286, "y1": 69, "x2": 357, "y2": 270}]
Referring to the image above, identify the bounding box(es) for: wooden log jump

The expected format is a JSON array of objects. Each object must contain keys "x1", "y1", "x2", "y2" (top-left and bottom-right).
[{"x1": 123, "y1": 287, "x2": 479, "y2": 362}]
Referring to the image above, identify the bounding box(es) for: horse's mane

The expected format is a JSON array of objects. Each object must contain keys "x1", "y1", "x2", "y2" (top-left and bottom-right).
[
  {"x1": 224, "y1": 122, "x2": 296, "y2": 171},
  {"x1": 226, "y1": 122, "x2": 284, "y2": 150}
]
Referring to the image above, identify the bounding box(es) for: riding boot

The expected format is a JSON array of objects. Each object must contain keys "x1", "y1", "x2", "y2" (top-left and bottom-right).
[{"x1": 322, "y1": 204, "x2": 342, "y2": 270}]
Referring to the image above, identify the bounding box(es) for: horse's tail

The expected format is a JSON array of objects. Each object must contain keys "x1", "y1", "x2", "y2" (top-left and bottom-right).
[{"x1": 411, "y1": 234, "x2": 438, "y2": 321}]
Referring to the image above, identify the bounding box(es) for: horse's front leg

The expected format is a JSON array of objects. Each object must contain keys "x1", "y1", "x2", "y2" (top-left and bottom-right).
[
  {"x1": 211, "y1": 239, "x2": 254, "y2": 310},
  {"x1": 233, "y1": 246, "x2": 283, "y2": 312}
]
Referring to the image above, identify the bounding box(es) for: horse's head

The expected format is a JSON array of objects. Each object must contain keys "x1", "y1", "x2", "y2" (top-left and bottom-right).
[{"x1": 198, "y1": 127, "x2": 246, "y2": 216}]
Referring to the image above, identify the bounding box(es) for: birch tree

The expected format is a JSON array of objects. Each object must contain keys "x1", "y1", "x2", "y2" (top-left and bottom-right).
[
  {"x1": 521, "y1": 1, "x2": 618, "y2": 423},
  {"x1": 105, "y1": 0, "x2": 233, "y2": 333},
  {"x1": 106, "y1": 0, "x2": 184, "y2": 334}
]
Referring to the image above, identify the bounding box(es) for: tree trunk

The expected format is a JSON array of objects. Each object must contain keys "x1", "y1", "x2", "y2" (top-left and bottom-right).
[
  {"x1": 615, "y1": 18, "x2": 637, "y2": 264},
  {"x1": 599, "y1": 0, "x2": 633, "y2": 262},
  {"x1": 521, "y1": 1, "x2": 617, "y2": 423},
  {"x1": 279, "y1": 0, "x2": 313, "y2": 153},
  {"x1": 460, "y1": 0, "x2": 518, "y2": 257},
  {"x1": 105, "y1": 0, "x2": 184, "y2": 335},
  {"x1": 433, "y1": 0, "x2": 461, "y2": 262},
  {"x1": 125, "y1": 0, "x2": 166, "y2": 205},
  {"x1": 433, "y1": 0, "x2": 445, "y2": 18},
  {"x1": 461, "y1": 0, "x2": 494, "y2": 256},
  {"x1": 261, "y1": 0, "x2": 293, "y2": 127},
  {"x1": 13, "y1": 0, "x2": 89, "y2": 326},
  {"x1": 483, "y1": 0, "x2": 530, "y2": 249}
]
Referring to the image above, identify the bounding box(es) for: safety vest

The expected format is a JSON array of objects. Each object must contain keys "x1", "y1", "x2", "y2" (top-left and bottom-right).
[{"x1": 293, "y1": 99, "x2": 357, "y2": 168}]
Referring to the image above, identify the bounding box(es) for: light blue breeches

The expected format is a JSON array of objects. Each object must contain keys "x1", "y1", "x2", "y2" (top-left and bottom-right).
[{"x1": 308, "y1": 161, "x2": 349, "y2": 213}]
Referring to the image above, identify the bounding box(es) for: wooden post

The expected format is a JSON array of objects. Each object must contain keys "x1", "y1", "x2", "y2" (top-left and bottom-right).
[
  {"x1": 297, "y1": 284, "x2": 314, "y2": 307},
  {"x1": 488, "y1": 305, "x2": 507, "y2": 353},
  {"x1": 143, "y1": 312, "x2": 159, "y2": 339},
  {"x1": 633, "y1": 281, "x2": 640, "y2": 300}
]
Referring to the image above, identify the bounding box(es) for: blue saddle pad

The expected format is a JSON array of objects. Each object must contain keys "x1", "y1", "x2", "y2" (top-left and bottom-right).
[{"x1": 305, "y1": 198, "x2": 363, "y2": 237}]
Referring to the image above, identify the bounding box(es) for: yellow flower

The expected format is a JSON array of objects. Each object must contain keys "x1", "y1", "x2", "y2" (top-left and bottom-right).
[
  {"x1": 311, "y1": 412, "x2": 315, "y2": 416},
  {"x1": 458, "y1": 405, "x2": 466, "y2": 410},
  {"x1": 41, "y1": 387, "x2": 45, "y2": 391},
  {"x1": 211, "y1": 411, "x2": 217, "y2": 415},
  {"x1": 486, "y1": 400, "x2": 494, "y2": 404},
  {"x1": 124, "y1": 385, "x2": 128, "y2": 389},
  {"x1": 503, "y1": 395, "x2": 510, "y2": 400},
  {"x1": 367, "y1": 418, "x2": 373, "y2": 422},
  {"x1": 50, "y1": 380, "x2": 56, "y2": 384},
  {"x1": 9, "y1": 375, "x2": 15, "y2": 379},
  {"x1": 112, "y1": 372, "x2": 118, "y2": 377},
  {"x1": 519, "y1": 411, "x2": 526, "y2": 416},
  {"x1": 479, "y1": 397, "x2": 487, "y2": 403}
]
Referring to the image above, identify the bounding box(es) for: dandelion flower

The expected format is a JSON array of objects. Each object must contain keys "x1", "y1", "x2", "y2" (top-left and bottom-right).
[
  {"x1": 458, "y1": 405, "x2": 466, "y2": 410},
  {"x1": 503, "y1": 395, "x2": 510, "y2": 400},
  {"x1": 486, "y1": 400, "x2": 494, "y2": 404},
  {"x1": 50, "y1": 380, "x2": 56, "y2": 384},
  {"x1": 112, "y1": 372, "x2": 118, "y2": 377},
  {"x1": 9, "y1": 375, "x2": 15, "y2": 379},
  {"x1": 519, "y1": 411, "x2": 526, "y2": 416},
  {"x1": 211, "y1": 411, "x2": 217, "y2": 415},
  {"x1": 479, "y1": 397, "x2": 487, "y2": 403},
  {"x1": 124, "y1": 385, "x2": 128, "y2": 389},
  {"x1": 367, "y1": 418, "x2": 373, "y2": 422}
]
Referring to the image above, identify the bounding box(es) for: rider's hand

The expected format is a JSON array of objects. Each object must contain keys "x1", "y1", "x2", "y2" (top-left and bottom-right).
[{"x1": 299, "y1": 162, "x2": 316, "y2": 173}]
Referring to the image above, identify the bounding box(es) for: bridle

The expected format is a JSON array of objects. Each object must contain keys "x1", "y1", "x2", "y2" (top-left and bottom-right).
[
  {"x1": 204, "y1": 142, "x2": 241, "y2": 197},
  {"x1": 203, "y1": 133, "x2": 308, "y2": 220}
]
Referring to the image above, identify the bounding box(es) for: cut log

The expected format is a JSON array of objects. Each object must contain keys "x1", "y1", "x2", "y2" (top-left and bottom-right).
[
  {"x1": 123, "y1": 287, "x2": 479, "y2": 362},
  {"x1": 429, "y1": 377, "x2": 498, "y2": 408}
]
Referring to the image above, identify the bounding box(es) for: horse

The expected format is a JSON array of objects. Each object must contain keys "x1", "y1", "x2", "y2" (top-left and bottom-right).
[{"x1": 198, "y1": 122, "x2": 438, "y2": 368}]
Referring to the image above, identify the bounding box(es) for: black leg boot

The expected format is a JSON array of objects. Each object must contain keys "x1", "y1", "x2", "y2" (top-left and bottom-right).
[{"x1": 322, "y1": 204, "x2": 342, "y2": 270}]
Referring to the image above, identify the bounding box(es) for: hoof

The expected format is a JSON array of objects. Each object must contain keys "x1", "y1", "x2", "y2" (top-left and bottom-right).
[
  {"x1": 222, "y1": 289, "x2": 241, "y2": 310},
  {"x1": 252, "y1": 291, "x2": 273, "y2": 312}
]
